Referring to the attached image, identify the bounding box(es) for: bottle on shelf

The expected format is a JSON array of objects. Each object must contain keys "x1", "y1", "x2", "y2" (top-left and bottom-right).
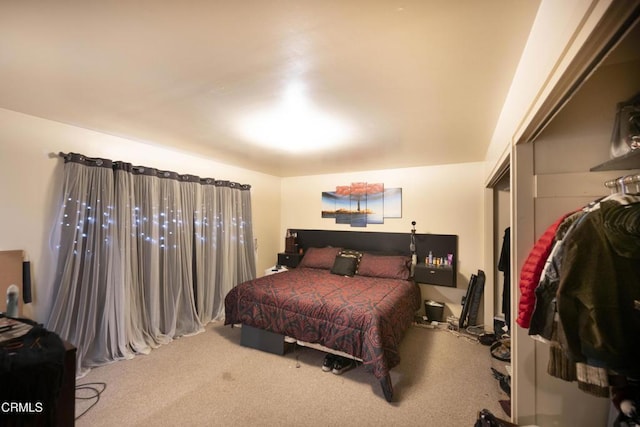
[
  {"x1": 411, "y1": 253, "x2": 417, "y2": 276},
  {"x1": 428, "y1": 251, "x2": 433, "y2": 265}
]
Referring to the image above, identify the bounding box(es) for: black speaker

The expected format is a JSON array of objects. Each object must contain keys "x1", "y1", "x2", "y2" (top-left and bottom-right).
[{"x1": 22, "y1": 261, "x2": 32, "y2": 304}]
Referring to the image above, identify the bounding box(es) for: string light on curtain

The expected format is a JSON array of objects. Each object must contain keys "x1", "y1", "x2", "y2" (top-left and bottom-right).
[{"x1": 47, "y1": 152, "x2": 257, "y2": 376}]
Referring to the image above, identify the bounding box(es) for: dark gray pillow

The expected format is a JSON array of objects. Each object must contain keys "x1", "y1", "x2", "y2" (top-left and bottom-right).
[{"x1": 330, "y1": 255, "x2": 358, "y2": 277}]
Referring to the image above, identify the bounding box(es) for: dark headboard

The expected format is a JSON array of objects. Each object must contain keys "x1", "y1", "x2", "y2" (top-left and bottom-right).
[
  {"x1": 289, "y1": 229, "x2": 458, "y2": 287},
  {"x1": 291, "y1": 229, "x2": 413, "y2": 256},
  {"x1": 290, "y1": 229, "x2": 456, "y2": 262}
]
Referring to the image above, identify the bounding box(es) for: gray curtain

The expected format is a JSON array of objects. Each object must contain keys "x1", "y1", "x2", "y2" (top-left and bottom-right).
[{"x1": 47, "y1": 153, "x2": 256, "y2": 376}]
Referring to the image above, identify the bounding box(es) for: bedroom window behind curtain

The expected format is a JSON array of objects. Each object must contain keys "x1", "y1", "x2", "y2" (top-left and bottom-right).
[{"x1": 46, "y1": 153, "x2": 256, "y2": 376}]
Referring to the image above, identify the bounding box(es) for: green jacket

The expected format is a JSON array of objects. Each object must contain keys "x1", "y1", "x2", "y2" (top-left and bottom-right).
[{"x1": 556, "y1": 195, "x2": 640, "y2": 374}]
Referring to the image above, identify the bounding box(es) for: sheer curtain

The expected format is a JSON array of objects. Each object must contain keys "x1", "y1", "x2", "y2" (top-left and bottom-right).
[{"x1": 47, "y1": 153, "x2": 256, "y2": 375}]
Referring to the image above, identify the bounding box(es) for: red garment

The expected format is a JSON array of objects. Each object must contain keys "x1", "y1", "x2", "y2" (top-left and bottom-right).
[{"x1": 516, "y1": 214, "x2": 569, "y2": 328}]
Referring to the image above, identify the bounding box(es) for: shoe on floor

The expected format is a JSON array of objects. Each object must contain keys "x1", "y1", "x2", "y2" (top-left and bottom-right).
[
  {"x1": 479, "y1": 332, "x2": 496, "y2": 346},
  {"x1": 322, "y1": 354, "x2": 336, "y2": 372},
  {"x1": 331, "y1": 356, "x2": 354, "y2": 375}
]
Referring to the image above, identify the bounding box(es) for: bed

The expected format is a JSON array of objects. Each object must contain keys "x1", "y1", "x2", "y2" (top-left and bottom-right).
[{"x1": 224, "y1": 229, "x2": 427, "y2": 402}]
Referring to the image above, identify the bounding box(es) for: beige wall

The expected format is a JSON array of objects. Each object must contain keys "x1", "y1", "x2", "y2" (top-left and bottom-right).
[
  {"x1": 0, "y1": 108, "x2": 282, "y2": 322},
  {"x1": 484, "y1": 0, "x2": 610, "y2": 182},
  {"x1": 280, "y1": 162, "x2": 485, "y2": 319}
]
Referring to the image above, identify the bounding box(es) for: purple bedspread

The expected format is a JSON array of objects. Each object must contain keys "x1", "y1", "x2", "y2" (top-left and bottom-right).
[{"x1": 224, "y1": 267, "x2": 421, "y2": 379}]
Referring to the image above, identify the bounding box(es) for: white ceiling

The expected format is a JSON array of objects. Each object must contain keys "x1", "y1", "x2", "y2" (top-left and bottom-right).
[{"x1": 0, "y1": 1, "x2": 541, "y2": 177}]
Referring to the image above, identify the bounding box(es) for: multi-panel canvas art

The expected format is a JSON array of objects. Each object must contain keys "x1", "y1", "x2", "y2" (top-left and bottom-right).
[{"x1": 321, "y1": 182, "x2": 402, "y2": 227}]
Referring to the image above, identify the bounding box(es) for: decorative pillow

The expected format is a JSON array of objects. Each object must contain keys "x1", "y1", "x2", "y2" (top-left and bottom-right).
[
  {"x1": 298, "y1": 247, "x2": 342, "y2": 269},
  {"x1": 329, "y1": 249, "x2": 363, "y2": 277},
  {"x1": 356, "y1": 254, "x2": 410, "y2": 280},
  {"x1": 330, "y1": 255, "x2": 358, "y2": 277},
  {"x1": 338, "y1": 249, "x2": 363, "y2": 268}
]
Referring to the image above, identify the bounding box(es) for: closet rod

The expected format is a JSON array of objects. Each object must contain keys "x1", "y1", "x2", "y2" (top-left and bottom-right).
[{"x1": 604, "y1": 173, "x2": 640, "y2": 193}]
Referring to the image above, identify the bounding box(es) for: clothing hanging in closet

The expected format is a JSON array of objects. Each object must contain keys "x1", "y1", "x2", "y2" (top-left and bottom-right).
[
  {"x1": 557, "y1": 194, "x2": 640, "y2": 372},
  {"x1": 516, "y1": 212, "x2": 575, "y2": 329},
  {"x1": 517, "y1": 191, "x2": 640, "y2": 402},
  {"x1": 498, "y1": 227, "x2": 510, "y2": 331}
]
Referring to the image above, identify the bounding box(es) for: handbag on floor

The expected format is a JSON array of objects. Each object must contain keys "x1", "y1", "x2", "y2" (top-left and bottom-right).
[
  {"x1": 490, "y1": 337, "x2": 511, "y2": 362},
  {"x1": 475, "y1": 409, "x2": 518, "y2": 427}
]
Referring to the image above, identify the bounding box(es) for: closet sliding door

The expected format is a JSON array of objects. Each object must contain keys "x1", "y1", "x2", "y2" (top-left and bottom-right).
[{"x1": 512, "y1": 3, "x2": 640, "y2": 426}]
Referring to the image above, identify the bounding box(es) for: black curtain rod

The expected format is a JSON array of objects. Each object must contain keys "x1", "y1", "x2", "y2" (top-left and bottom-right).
[{"x1": 54, "y1": 151, "x2": 251, "y2": 189}]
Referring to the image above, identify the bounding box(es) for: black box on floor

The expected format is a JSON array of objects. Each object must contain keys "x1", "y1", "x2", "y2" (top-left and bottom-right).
[{"x1": 240, "y1": 324, "x2": 285, "y2": 355}]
